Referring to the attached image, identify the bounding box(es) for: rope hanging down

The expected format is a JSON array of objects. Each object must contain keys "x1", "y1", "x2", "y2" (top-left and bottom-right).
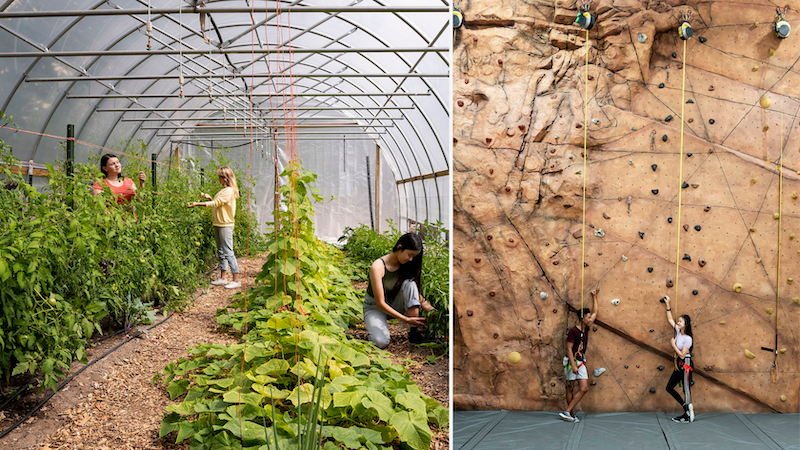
[
  {"x1": 674, "y1": 10, "x2": 692, "y2": 320},
  {"x1": 576, "y1": 0, "x2": 594, "y2": 318},
  {"x1": 772, "y1": 102, "x2": 784, "y2": 382}
]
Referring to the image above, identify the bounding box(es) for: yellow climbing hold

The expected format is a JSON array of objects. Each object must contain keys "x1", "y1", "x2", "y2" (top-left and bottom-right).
[
  {"x1": 756, "y1": 258, "x2": 762, "y2": 264},
  {"x1": 750, "y1": 227, "x2": 756, "y2": 232},
  {"x1": 792, "y1": 192, "x2": 798, "y2": 199},
  {"x1": 760, "y1": 96, "x2": 771, "y2": 108},
  {"x1": 753, "y1": 66, "x2": 759, "y2": 72},
  {"x1": 745, "y1": 349, "x2": 756, "y2": 359},
  {"x1": 780, "y1": 348, "x2": 787, "y2": 354},
  {"x1": 790, "y1": 234, "x2": 795, "y2": 240},
  {"x1": 766, "y1": 158, "x2": 771, "y2": 163},
  {"x1": 793, "y1": 297, "x2": 799, "y2": 304},
  {"x1": 770, "y1": 48, "x2": 776, "y2": 55},
  {"x1": 751, "y1": 178, "x2": 758, "y2": 184},
  {"x1": 766, "y1": 307, "x2": 774, "y2": 315},
  {"x1": 774, "y1": 213, "x2": 780, "y2": 219},
  {"x1": 720, "y1": 320, "x2": 726, "y2": 325},
  {"x1": 733, "y1": 283, "x2": 743, "y2": 293},
  {"x1": 763, "y1": 126, "x2": 769, "y2": 132},
  {"x1": 508, "y1": 351, "x2": 521, "y2": 364},
  {"x1": 755, "y1": 21, "x2": 760, "y2": 27},
  {"x1": 788, "y1": 278, "x2": 794, "y2": 284},
  {"x1": 781, "y1": 395, "x2": 787, "y2": 402}
]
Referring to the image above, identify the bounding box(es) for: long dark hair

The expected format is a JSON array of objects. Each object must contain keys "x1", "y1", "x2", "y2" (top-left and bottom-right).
[
  {"x1": 100, "y1": 153, "x2": 124, "y2": 179},
  {"x1": 680, "y1": 314, "x2": 693, "y2": 353},
  {"x1": 387, "y1": 232, "x2": 424, "y2": 300}
]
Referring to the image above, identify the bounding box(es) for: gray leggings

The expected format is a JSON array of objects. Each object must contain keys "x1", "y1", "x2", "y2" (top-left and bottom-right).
[
  {"x1": 363, "y1": 279, "x2": 421, "y2": 349},
  {"x1": 214, "y1": 226, "x2": 239, "y2": 274}
]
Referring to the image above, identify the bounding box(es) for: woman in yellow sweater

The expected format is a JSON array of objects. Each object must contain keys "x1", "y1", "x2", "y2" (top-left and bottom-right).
[{"x1": 189, "y1": 167, "x2": 241, "y2": 289}]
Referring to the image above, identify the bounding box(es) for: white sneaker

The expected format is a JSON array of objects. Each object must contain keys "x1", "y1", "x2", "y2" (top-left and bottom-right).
[
  {"x1": 224, "y1": 281, "x2": 242, "y2": 289},
  {"x1": 559, "y1": 411, "x2": 575, "y2": 422},
  {"x1": 211, "y1": 279, "x2": 228, "y2": 286},
  {"x1": 688, "y1": 404, "x2": 695, "y2": 423}
]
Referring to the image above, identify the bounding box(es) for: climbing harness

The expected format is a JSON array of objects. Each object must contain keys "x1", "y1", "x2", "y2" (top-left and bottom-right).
[
  {"x1": 678, "y1": 10, "x2": 693, "y2": 41},
  {"x1": 452, "y1": 2, "x2": 463, "y2": 29},
  {"x1": 575, "y1": 0, "x2": 595, "y2": 31},
  {"x1": 564, "y1": 328, "x2": 588, "y2": 371},
  {"x1": 776, "y1": 7, "x2": 791, "y2": 39}
]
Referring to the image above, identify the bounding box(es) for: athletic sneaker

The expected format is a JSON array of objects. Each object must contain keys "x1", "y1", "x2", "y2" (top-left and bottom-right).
[
  {"x1": 571, "y1": 412, "x2": 580, "y2": 423},
  {"x1": 224, "y1": 281, "x2": 242, "y2": 289},
  {"x1": 671, "y1": 413, "x2": 690, "y2": 423},
  {"x1": 559, "y1": 411, "x2": 575, "y2": 422},
  {"x1": 211, "y1": 278, "x2": 228, "y2": 286},
  {"x1": 688, "y1": 404, "x2": 695, "y2": 423}
]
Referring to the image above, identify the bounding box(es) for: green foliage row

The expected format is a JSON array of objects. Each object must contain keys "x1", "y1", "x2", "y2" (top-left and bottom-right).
[
  {"x1": 0, "y1": 137, "x2": 264, "y2": 392},
  {"x1": 158, "y1": 161, "x2": 448, "y2": 450},
  {"x1": 338, "y1": 223, "x2": 450, "y2": 341}
]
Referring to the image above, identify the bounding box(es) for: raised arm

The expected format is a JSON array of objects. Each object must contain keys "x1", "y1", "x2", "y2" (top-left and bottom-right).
[
  {"x1": 588, "y1": 289, "x2": 599, "y2": 322},
  {"x1": 369, "y1": 259, "x2": 425, "y2": 327},
  {"x1": 663, "y1": 295, "x2": 676, "y2": 328}
]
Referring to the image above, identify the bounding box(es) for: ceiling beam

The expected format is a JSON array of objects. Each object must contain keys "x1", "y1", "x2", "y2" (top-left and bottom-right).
[
  {"x1": 25, "y1": 73, "x2": 447, "y2": 82},
  {"x1": 0, "y1": 6, "x2": 449, "y2": 19},
  {"x1": 0, "y1": 48, "x2": 446, "y2": 58}
]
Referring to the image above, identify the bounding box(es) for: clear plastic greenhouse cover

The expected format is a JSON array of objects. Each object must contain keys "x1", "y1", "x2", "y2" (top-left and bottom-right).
[{"x1": 0, "y1": 0, "x2": 451, "y2": 242}]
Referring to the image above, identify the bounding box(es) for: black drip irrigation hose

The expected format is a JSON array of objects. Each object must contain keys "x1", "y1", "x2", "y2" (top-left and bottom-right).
[{"x1": 0, "y1": 288, "x2": 207, "y2": 440}]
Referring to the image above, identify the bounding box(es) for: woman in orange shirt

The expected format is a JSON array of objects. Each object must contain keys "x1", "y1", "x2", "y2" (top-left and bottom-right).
[
  {"x1": 189, "y1": 167, "x2": 241, "y2": 289},
  {"x1": 91, "y1": 154, "x2": 145, "y2": 203}
]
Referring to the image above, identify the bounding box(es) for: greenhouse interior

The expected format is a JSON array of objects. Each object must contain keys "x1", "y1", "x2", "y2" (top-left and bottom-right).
[{"x1": 0, "y1": 1, "x2": 451, "y2": 449}]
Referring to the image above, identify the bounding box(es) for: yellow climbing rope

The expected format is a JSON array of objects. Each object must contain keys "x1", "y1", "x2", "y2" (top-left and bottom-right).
[
  {"x1": 773, "y1": 103, "x2": 783, "y2": 383},
  {"x1": 581, "y1": 29, "x2": 589, "y2": 319},
  {"x1": 674, "y1": 38, "x2": 688, "y2": 319}
]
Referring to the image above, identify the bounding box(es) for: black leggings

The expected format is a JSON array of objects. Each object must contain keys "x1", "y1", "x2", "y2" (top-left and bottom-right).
[{"x1": 666, "y1": 368, "x2": 690, "y2": 406}]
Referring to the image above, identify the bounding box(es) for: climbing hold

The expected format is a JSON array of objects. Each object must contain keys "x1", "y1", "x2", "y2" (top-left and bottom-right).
[
  {"x1": 682, "y1": 253, "x2": 691, "y2": 261},
  {"x1": 624, "y1": 365, "x2": 629, "y2": 369},
  {"x1": 647, "y1": 267, "x2": 654, "y2": 273},
  {"x1": 554, "y1": 134, "x2": 560, "y2": 139},
  {"x1": 687, "y1": 99, "x2": 694, "y2": 104},
  {"x1": 687, "y1": 153, "x2": 693, "y2": 158},
  {"x1": 781, "y1": 395, "x2": 788, "y2": 402},
  {"x1": 475, "y1": 258, "x2": 481, "y2": 263},
  {"x1": 593, "y1": 368, "x2": 606, "y2": 377},
  {"x1": 699, "y1": 36, "x2": 707, "y2": 43},
  {"x1": 658, "y1": 82, "x2": 665, "y2": 88},
  {"x1": 665, "y1": 115, "x2": 673, "y2": 122},
  {"x1": 629, "y1": 159, "x2": 634, "y2": 165},
  {"x1": 794, "y1": 298, "x2": 799, "y2": 304},
  {"x1": 493, "y1": 333, "x2": 499, "y2": 339},
  {"x1": 553, "y1": 261, "x2": 559, "y2": 265},
  {"x1": 465, "y1": 78, "x2": 469, "y2": 84},
  {"x1": 650, "y1": 329, "x2": 655, "y2": 332},
  {"x1": 542, "y1": 180, "x2": 550, "y2": 185},
  {"x1": 751, "y1": 178, "x2": 757, "y2": 184},
  {"x1": 639, "y1": 231, "x2": 645, "y2": 239},
  {"x1": 745, "y1": 349, "x2": 756, "y2": 359},
  {"x1": 770, "y1": 48, "x2": 776, "y2": 56},
  {"x1": 631, "y1": 126, "x2": 637, "y2": 131},
  {"x1": 788, "y1": 278, "x2": 794, "y2": 284},
  {"x1": 720, "y1": 320, "x2": 726, "y2": 325},
  {"x1": 497, "y1": 59, "x2": 503, "y2": 65},
  {"x1": 763, "y1": 125, "x2": 769, "y2": 132},
  {"x1": 457, "y1": 100, "x2": 464, "y2": 107},
  {"x1": 592, "y1": 118, "x2": 600, "y2": 125},
  {"x1": 594, "y1": 229, "x2": 605, "y2": 237},
  {"x1": 508, "y1": 351, "x2": 521, "y2": 364},
  {"x1": 753, "y1": 65, "x2": 759, "y2": 72},
  {"x1": 489, "y1": 291, "x2": 496, "y2": 297},
  {"x1": 733, "y1": 283, "x2": 743, "y2": 293},
  {"x1": 651, "y1": 164, "x2": 658, "y2": 171},
  {"x1": 672, "y1": 51, "x2": 677, "y2": 58},
  {"x1": 637, "y1": 33, "x2": 648, "y2": 43},
  {"x1": 755, "y1": 21, "x2": 760, "y2": 27},
  {"x1": 688, "y1": 118, "x2": 694, "y2": 123},
  {"x1": 704, "y1": 205, "x2": 711, "y2": 212},
  {"x1": 682, "y1": 181, "x2": 689, "y2": 189},
  {"x1": 658, "y1": 365, "x2": 665, "y2": 371},
  {"x1": 519, "y1": 124, "x2": 526, "y2": 131},
  {"x1": 756, "y1": 258, "x2": 762, "y2": 264},
  {"x1": 708, "y1": 86, "x2": 715, "y2": 91},
  {"x1": 603, "y1": 213, "x2": 610, "y2": 219},
  {"x1": 750, "y1": 227, "x2": 756, "y2": 232},
  {"x1": 760, "y1": 96, "x2": 772, "y2": 108},
  {"x1": 487, "y1": 235, "x2": 493, "y2": 240},
  {"x1": 505, "y1": 187, "x2": 511, "y2": 192},
  {"x1": 667, "y1": 277, "x2": 674, "y2": 288},
  {"x1": 486, "y1": 137, "x2": 492, "y2": 144},
  {"x1": 650, "y1": 387, "x2": 656, "y2": 393},
  {"x1": 540, "y1": 292, "x2": 549, "y2": 300},
  {"x1": 692, "y1": 290, "x2": 698, "y2": 295},
  {"x1": 694, "y1": 225, "x2": 701, "y2": 231},
  {"x1": 621, "y1": 255, "x2": 628, "y2": 261},
  {"x1": 662, "y1": 134, "x2": 668, "y2": 142},
  {"x1": 467, "y1": 310, "x2": 474, "y2": 316},
  {"x1": 766, "y1": 308, "x2": 774, "y2": 315},
  {"x1": 668, "y1": 217, "x2": 673, "y2": 223},
  {"x1": 699, "y1": 258, "x2": 706, "y2": 267},
  {"x1": 683, "y1": 224, "x2": 690, "y2": 231},
  {"x1": 773, "y1": 213, "x2": 780, "y2": 220},
  {"x1": 652, "y1": 189, "x2": 659, "y2": 195},
  {"x1": 790, "y1": 234, "x2": 795, "y2": 240},
  {"x1": 709, "y1": 119, "x2": 715, "y2": 124}
]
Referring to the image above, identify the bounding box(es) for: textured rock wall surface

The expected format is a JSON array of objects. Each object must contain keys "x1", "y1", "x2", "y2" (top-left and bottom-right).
[{"x1": 453, "y1": 0, "x2": 800, "y2": 414}]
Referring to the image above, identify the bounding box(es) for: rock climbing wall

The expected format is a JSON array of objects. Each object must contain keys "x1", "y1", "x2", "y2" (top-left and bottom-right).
[{"x1": 453, "y1": 0, "x2": 800, "y2": 414}]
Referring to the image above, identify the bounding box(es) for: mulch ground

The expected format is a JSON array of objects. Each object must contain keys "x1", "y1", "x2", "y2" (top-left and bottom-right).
[{"x1": 0, "y1": 256, "x2": 449, "y2": 450}]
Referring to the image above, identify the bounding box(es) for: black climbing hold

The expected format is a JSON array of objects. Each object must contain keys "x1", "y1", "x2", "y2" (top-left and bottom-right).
[
  {"x1": 699, "y1": 36, "x2": 707, "y2": 43},
  {"x1": 651, "y1": 164, "x2": 658, "y2": 171},
  {"x1": 694, "y1": 225, "x2": 701, "y2": 231},
  {"x1": 709, "y1": 119, "x2": 715, "y2": 124},
  {"x1": 693, "y1": 289, "x2": 699, "y2": 295},
  {"x1": 662, "y1": 134, "x2": 668, "y2": 142},
  {"x1": 658, "y1": 82, "x2": 665, "y2": 88},
  {"x1": 639, "y1": 231, "x2": 645, "y2": 239},
  {"x1": 647, "y1": 267, "x2": 654, "y2": 273},
  {"x1": 650, "y1": 329, "x2": 655, "y2": 332},
  {"x1": 624, "y1": 365, "x2": 629, "y2": 369},
  {"x1": 665, "y1": 115, "x2": 673, "y2": 122},
  {"x1": 658, "y1": 365, "x2": 665, "y2": 371},
  {"x1": 687, "y1": 153, "x2": 692, "y2": 157},
  {"x1": 650, "y1": 387, "x2": 656, "y2": 393},
  {"x1": 687, "y1": 99, "x2": 694, "y2": 104},
  {"x1": 682, "y1": 181, "x2": 689, "y2": 189},
  {"x1": 683, "y1": 253, "x2": 691, "y2": 261},
  {"x1": 672, "y1": 51, "x2": 677, "y2": 58},
  {"x1": 667, "y1": 217, "x2": 673, "y2": 223},
  {"x1": 652, "y1": 189, "x2": 659, "y2": 195}
]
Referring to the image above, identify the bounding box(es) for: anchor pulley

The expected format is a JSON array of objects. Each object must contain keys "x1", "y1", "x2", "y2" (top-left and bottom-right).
[
  {"x1": 678, "y1": 10, "x2": 693, "y2": 40},
  {"x1": 575, "y1": 0, "x2": 595, "y2": 31},
  {"x1": 776, "y1": 7, "x2": 791, "y2": 39}
]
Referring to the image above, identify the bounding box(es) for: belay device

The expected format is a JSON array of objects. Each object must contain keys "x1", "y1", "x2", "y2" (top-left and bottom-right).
[
  {"x1": 776, "y1": 6, "x2": 791, "y2": 39},
  {"x1": 678, "y1": 10, "x2": 693, "y2": 40},
  {"x1": 575, "y1": 0, "x2": 595, "y2": 31}
]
